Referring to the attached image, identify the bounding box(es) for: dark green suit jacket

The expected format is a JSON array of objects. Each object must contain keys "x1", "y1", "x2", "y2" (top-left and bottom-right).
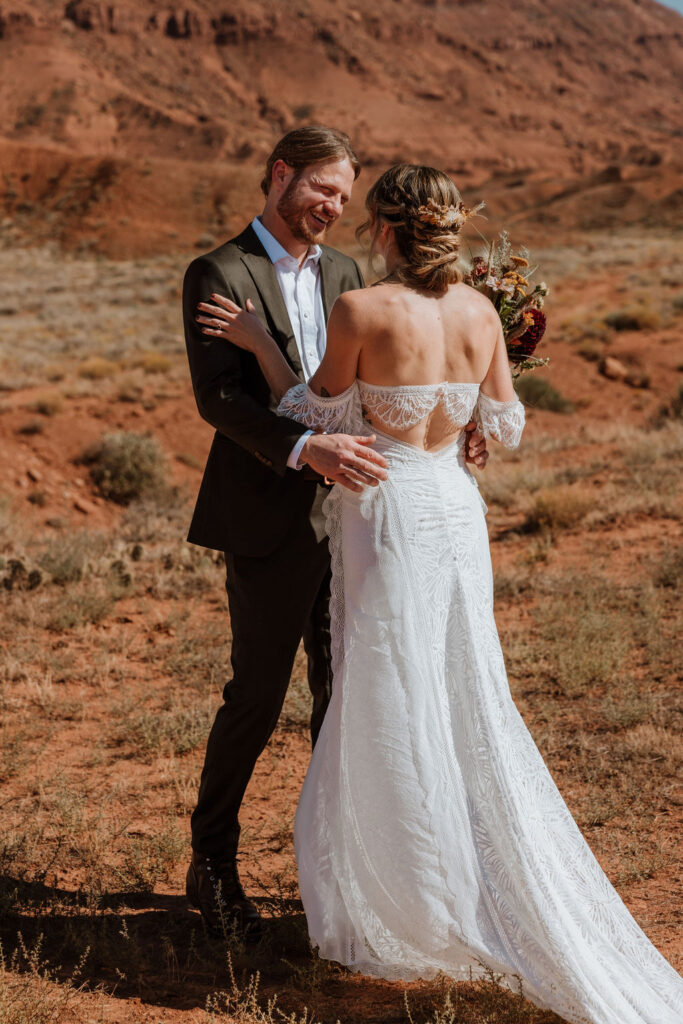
[{"x1": 183, "y1": 224, "x2": 365, "y2": 555}]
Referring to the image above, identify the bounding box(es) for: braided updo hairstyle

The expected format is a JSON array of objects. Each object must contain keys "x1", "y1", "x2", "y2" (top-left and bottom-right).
[{"x1": 358, "y1": 164, "x2": 480, "y2": 294}]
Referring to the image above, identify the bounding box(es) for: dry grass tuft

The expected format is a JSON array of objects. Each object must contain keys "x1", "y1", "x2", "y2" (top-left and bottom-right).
[
  {"x1": 77, "y1": 356, "x2": 119, "y2": 380},
  {"x1": 604, "y1": 305, "x2": 661, "y2": 331},
  {"x1": 523, "y1": 486, "x2": 593, "y2": 534},
  {"x1": 27, "y1": 392, "x2": 62, "y2": 417},
  {"x1": 133, "y1": 351, "x2": 172, "y2": 374}
]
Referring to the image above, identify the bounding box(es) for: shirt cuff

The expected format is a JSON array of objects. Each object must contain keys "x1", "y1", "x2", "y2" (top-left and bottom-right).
[{"x1": 287, "y1": 430, "x2": 314, "y2": 470}]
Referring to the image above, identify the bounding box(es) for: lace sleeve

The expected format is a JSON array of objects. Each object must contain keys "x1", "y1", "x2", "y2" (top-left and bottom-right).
[
  {"x1": 475, "y1": 391, "x2": 525, "y2": 449},
  {"x1": 276, "y1": 381, "x2": 363, "y2": 434}
]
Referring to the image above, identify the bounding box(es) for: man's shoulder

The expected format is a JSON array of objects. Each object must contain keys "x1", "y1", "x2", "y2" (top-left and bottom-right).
[
  {"x1": 182, "y1": 226, "x2": 266, "y2": 299},
  {"x1": 186, "y1": 225, "x2": 257, "y2": 274},
  {"x1": 320, "y1": 242, "x2": 361, "y2": 272},
  {"x1": 320, "y1": 244, "x2": 364, "y2": 292}
]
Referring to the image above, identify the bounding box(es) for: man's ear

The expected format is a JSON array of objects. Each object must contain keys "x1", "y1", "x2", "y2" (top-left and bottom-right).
[{"x1": 271, "y1": 159, "x2": 292, "y2": 193}]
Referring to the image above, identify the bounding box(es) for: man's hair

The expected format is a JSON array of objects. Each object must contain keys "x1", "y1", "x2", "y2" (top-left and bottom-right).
[{"x1": 261, "y1": 125, "x2": 360, "y2": 196}]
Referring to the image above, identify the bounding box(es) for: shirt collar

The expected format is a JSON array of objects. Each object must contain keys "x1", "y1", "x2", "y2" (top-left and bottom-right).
[{"x1": 251, "y1": 216, "x2": 321, "y2": 268}]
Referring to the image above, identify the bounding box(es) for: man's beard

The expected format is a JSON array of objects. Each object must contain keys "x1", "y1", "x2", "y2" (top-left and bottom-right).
[{"x1": 277, "y1": 177, "x2": 328, "y2": 245}]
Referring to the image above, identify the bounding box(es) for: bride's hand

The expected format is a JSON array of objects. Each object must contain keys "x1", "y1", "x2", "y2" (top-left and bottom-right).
[{"x1": 196, "y1": 294, "x2": 273, "y2": 353}]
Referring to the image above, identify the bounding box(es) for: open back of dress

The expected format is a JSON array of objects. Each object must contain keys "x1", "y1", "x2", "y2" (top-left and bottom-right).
[{"x1": 278, "y1": 378, "x2": 526, "y2": 451}]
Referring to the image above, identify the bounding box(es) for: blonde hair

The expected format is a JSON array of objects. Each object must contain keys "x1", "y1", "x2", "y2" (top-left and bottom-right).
[
  {"x1": 358, "y1": 164, "x2": 481, "y2": 293},
  {"x1": 261, "y1": 125, "x2": 360, "y2": 196}
]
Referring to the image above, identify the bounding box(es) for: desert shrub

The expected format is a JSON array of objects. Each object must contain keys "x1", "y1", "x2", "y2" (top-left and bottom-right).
[
  {"x1": 28, "y1": 392, "x2": 62, "y2": 416},
  {"x1": 134, "y1": 352, "x2": 172, "y2": 374},
  {"x1": 514, "y1": 375, "x2": 574, "y2": 413},
  {"x1": 523, "y1": 485, "x2": 592, "y2": 533},
  {"x1": 116, "y1": 380, "x2": 144, "y2": 403},
  {"x1": 652, "y1": 382, "x2": 683, "y2": 427},
  {"x1": 603, "y1": 305, "x2": 660, "y2": 331},
  {"x1": 576, "y1": 338, "x2": 605, "y2": 363},
  {"x1": 117, "y1": 820, "x2": 184, "y2": 893},
  {"x1": 652, "y1": 546, "x2": 683, "y2": 590},
  {"x1": 0, "y1": 936, "x2": 87, "y2": 1024},
  {"x1": 78, "y1": 356, "x2": 119, "y2": 380},
  {"x1": 79, "y1": 431, "x2": 167, "y2": 505},
  {"x1": 16, "y1": 420, "x2": 44, "y2": 436},
  {"x1": 38, "y1": 531, "x2": 105, "y2": 585},
  {"x1": 44, "y1": 584, "x2": 114, "y2": 631}
]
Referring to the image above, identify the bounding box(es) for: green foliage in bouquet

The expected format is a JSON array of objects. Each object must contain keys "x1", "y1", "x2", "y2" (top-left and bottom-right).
[{"x1": 463, "y1": 231, "x2": 549, "y2": 379}]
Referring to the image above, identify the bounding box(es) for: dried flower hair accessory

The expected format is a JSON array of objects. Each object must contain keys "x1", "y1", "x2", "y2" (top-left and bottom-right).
[{"x1": 416, "y1": 197, "x2": 485, "y2": 229}]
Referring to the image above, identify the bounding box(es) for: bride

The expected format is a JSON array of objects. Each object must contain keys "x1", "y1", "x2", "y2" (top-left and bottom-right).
[{"x1": 195, "y1": 164, "x2": 682, "y2": 1024}]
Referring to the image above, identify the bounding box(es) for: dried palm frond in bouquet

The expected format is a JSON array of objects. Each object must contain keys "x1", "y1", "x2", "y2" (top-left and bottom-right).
[{"x1": 464, "y1": 231, "x2": 549, "y2": 378}]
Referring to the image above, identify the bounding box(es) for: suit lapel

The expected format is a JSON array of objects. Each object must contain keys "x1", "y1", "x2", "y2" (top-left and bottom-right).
[
  {"x1": 237, "y1": 227, "x2": 303, "y2": 377},
  {"x1": 319, "y1": 248, "x2": 342, "y2": 322}
]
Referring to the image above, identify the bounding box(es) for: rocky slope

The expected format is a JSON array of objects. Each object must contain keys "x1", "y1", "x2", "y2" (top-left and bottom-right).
[{"x1": 0, "y1": 0, "x2": 681, "y2": 254}]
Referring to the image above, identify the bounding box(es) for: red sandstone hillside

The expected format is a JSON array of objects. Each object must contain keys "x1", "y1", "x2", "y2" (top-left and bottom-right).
[{"x1": 0, "y1": 0, "x2": 682, "y2": 255}]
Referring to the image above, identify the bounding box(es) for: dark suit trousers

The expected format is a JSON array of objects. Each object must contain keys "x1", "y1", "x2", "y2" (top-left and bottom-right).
[{"x1": 190, "y1": 510, "x2": 332, "y2": 859}]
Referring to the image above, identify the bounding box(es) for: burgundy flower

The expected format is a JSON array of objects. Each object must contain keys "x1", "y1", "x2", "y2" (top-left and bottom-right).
[
  {"x1": 472, "y1": 256, "x2": 488, "y2": 278},
  {"x1": 510, "y1": 308, "x2": 546, "y2": 362}
]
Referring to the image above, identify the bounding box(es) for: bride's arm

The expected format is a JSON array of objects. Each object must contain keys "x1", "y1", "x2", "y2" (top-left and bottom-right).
[
  {"x1": 306, "y1": 293, "x2": 363, "y2": 397},
  {"x1": 196, "y1": 294, "x2": 300, "y2": 400},
  {"x1": 196, "y1": 291, "x2": 363, "y2": 400},
  {"x1": 197, "y1": 292, "x2": 388, "y2": 490},
  {"x1": 476, "y1": 321, "x2": 525, "y2": 449}
]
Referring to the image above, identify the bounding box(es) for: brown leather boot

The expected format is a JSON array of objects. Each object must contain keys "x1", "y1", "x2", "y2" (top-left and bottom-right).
[{"x1": 186, "y1": 851, "x2": 262, "y2": 940}]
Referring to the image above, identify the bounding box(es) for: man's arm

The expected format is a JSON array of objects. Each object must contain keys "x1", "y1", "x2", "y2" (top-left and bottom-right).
[{"x1": 183, "y1": 256, "x2": 308, "y2": 477}]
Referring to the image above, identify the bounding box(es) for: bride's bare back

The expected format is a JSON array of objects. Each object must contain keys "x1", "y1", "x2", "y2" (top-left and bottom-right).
[{"x1": 340, "y1": 280, "x2": 515, "y2": 451}]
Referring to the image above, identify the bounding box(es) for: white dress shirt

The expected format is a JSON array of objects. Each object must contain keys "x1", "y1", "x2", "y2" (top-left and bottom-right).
[{"x1": 250, "y1": 216, "x2": 325, "y2": 469}]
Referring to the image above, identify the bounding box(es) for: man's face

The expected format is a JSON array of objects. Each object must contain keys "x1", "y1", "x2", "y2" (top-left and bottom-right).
[{"x1": 276, "y1": 158, "x2": 356, "y2": 245}]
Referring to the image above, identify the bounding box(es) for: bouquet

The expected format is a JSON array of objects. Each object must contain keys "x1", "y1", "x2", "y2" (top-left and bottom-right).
[{"x1": 463, "y1": 231, "x2": 549, "y2": 378}]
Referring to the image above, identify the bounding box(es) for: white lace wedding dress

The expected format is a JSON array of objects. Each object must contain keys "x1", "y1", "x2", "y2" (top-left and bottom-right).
[{"x1": 277, "y1": 379, "x2": 683, "y2": 1024}]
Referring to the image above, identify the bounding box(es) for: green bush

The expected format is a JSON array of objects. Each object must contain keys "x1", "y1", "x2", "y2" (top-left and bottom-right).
[
  {"x1": 515, "y1": 375, "x2": 574, "y2": 413},
  {"x1": 79, "y1": 432, "x2": 167, "y2": 505}
]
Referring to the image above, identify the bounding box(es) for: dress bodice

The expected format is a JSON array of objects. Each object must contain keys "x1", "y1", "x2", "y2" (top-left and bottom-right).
[
  {"x1": 277, "y1": 379, "x2": 525, "y2": 450},
  {"x1": 357, "y1": 379, "x2": 480, "y2": 432}
]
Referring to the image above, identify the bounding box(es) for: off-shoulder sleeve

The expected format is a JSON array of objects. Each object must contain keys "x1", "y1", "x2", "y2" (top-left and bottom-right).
[
  {"x1": 475, "y1": 391, "x2": 525, "y2": 449},
  {"x1": 276, "y1": 380, "x2": 363, "y2": 435}
]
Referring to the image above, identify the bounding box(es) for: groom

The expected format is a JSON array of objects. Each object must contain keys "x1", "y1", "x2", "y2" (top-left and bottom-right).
[{"x1": 182, "y1": 126, "x2": 489, "y2": 938}]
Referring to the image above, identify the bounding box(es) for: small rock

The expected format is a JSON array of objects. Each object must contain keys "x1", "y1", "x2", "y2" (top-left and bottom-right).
[
  {"x1": 27, "y1": 467, "x2": 42, "y2": 482},
  {"x1": 599, "y1": 356, "x2": 629, "y2": 382},
  {"x1": 625, "y1": 370, "x2": 650, "y2": 389},
  {"x1": 27, "y1": 569, "x2": 42, "y2": 590},
  {"x1": 74, "y1": 497, "x2": 96, "y2": 515}
]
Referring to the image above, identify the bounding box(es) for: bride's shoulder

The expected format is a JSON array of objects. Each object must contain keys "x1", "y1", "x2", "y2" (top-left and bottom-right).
[
  {"x1": 329, "y1": 285, "x2": 386, "y2": 329},
  {"x1": 450, "y1": 282, "x2": 500, "y2": 323}
]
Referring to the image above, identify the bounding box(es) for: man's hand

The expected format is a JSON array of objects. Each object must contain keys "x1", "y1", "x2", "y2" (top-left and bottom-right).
[
  {"x1": 299, "y1": 433, "x2": 389, "y2": 493},
  {"x1": 464, "y1": 422, "x2": 489, "y2": 469}
]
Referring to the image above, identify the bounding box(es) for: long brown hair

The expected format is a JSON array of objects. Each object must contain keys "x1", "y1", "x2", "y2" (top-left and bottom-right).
[
  {"x1": 358, "y1": 164, "x2": 478, "y2": 294},
  {"x1": 261, "y1": 126, "x2": 361, "y2": 195}
]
